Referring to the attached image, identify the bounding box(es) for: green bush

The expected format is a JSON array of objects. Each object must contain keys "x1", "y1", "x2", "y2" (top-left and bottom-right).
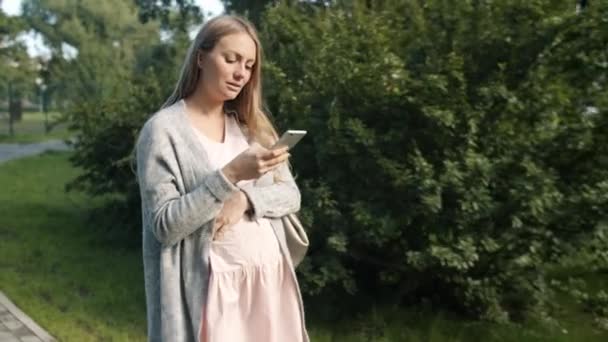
[
  {"x1": 259, "y1": 0, "x2": 608, "y2": 321},
  {"x1": 65, "y1": 38, "x2": 188, "y2": 238}
]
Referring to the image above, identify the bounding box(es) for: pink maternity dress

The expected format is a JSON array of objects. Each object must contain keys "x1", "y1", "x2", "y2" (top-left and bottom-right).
[{"x1": 195, "y1": 113, "x2": 304, "y2": 342}]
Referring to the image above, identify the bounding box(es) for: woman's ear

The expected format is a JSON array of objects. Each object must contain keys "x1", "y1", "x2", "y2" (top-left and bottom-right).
[{"x1": 197, "y1": 51, "x2": 204, "y2": 68}]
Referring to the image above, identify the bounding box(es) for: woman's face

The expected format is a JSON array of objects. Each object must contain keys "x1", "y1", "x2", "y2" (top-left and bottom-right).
[{"x1": 198, "y1": 32, "x2": 257, "y2": 103}]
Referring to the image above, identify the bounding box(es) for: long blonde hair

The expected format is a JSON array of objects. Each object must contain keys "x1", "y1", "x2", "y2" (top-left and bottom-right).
[{"x1": 162, "y1": 15, "x2": 278, "y2": 148}]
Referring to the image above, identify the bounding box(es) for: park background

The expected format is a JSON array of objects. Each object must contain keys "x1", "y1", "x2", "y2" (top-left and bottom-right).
[{"x1": 1, "y1": 0, "x2": 607, "y2": 341}]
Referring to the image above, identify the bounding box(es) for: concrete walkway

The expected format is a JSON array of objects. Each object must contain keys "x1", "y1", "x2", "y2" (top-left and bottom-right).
[
  {"x1": 0, "y1": 140, "x2": 71, "y2": 164},
  {"x1": 0, "y1": 292, "x2": 55, "y2": 342}
]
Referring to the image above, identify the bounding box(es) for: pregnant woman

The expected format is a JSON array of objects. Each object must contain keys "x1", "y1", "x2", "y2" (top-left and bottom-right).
[{"x1": 135, "y1": 14, "x2": 309, "y2": 342}]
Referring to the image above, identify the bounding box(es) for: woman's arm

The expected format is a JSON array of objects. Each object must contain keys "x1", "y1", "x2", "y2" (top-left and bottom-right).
[
  {"x1": 238, "y1": 161, "x2": 301, "y2": 220},
  {"x1": 136, "y1": 121, "x2": 239, "y2": 247}
]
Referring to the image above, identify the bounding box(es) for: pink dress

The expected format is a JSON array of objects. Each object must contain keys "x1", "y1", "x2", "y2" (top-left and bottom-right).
[{"x1": 195, "y1": 114, "x2": 304, "y2": 342}]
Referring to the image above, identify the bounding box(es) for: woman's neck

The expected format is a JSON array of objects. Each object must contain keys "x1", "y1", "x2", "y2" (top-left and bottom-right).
[{"x1": 184, "y1": 88, "x2": 224, "y2": 119}]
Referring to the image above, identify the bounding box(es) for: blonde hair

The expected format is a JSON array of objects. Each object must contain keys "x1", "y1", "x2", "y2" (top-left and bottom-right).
[{"x1": 162, "y1": 14, "x2": 279, "y2": 148}]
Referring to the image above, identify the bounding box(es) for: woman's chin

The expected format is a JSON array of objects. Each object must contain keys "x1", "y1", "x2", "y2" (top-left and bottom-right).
[{"x1": 223, "y1": 91, "x2": 240, "y2": 101}]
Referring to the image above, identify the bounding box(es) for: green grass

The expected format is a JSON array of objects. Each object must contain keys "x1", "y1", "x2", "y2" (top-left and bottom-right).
[
  {"x1": 0, "y1": 152, "x2": 607, "y2": 341},
  {"x1": 306, "y1": 299, "x2": 608, "y2": 342},
  {"x1": 0, "y1": 152, "x2": 146, "y2": 341},
  {"x1": 0, "y1": 111, "x2": 72, "y2": 143}
]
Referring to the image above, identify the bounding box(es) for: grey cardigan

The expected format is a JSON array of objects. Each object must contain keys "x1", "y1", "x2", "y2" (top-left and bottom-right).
[{"x1": 135, "y1": 100, "x2": 309, "y2": 342}]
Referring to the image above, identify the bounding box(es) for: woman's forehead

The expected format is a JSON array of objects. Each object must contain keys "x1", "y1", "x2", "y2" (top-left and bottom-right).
[{"x1": 216, "y1": 33, "x2": 257, "y2": 61}]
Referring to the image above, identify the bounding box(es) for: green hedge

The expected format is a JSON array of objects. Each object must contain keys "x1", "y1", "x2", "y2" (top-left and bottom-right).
[{"x1": 259, "y1": 0, "x2": 608, "y2": 321}]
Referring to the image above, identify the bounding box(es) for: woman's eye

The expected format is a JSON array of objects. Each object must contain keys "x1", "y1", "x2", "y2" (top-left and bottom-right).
[
  {"x1": 225, "y1": 57, "x2": 236, "y2": 63},
  {"x1": 245, "y1": 65, "x2": 253, "y2": 70}
]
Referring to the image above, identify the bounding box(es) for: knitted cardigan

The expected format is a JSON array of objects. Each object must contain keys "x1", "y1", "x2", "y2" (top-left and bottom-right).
[{"x1": 135, "y1": 100, "x2": 309, "y2": 342}]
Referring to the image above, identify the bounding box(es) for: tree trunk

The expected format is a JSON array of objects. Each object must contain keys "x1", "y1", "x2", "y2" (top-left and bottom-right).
[{"x1": 9, "y1": 94, "x2": 22, "y2": 123}]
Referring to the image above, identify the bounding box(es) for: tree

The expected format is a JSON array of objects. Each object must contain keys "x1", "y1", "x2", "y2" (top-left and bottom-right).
[
  {"x1": 0, "y1": 12, "x2": 34, "y2": 130},
  {"x1": 222, "y1": 0, "x2": 273, "y2": 25},
  {"x1": 43, "y1": 0, "x2": 196, "y2": 241},
  {"x1": 22, "y1": 0, "x2": 162, "y2": 105},
  {"x1": 134, "y1": 0, "x2": 202, "y2": 32}
]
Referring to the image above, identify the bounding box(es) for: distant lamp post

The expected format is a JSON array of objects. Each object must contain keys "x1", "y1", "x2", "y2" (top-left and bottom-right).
[{"x1": 35, "y1": 77, "x2": 49, "y2": 133}]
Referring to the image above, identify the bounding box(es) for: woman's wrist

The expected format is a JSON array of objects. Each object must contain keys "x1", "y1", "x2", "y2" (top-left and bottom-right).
[{"x1": 221, "y1": 164, "x2": 240, "y2": 184}]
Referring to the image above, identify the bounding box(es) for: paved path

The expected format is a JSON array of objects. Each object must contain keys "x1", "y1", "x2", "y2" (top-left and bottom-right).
[
  {"x1": 0, "y1": 291, "x2": 55, "y2": 342},
  {"x1": 0, "y1": 140, "x2": 71, "y2": 164}
]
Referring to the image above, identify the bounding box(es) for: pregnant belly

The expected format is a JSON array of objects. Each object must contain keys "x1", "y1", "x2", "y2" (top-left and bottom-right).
[{"x1": 210, "y1": 217, "x2": 282, "y2": 273}]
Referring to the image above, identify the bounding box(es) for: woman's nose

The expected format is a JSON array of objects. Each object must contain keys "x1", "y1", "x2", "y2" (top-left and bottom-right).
[{"x1": 233, "y1": 64, "x2": 247, "y2": 79}]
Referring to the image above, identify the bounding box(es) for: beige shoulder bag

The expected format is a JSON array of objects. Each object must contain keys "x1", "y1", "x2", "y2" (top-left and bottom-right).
[{"x1": 281, "y1": 213, "x2": 309, "y2": 268}]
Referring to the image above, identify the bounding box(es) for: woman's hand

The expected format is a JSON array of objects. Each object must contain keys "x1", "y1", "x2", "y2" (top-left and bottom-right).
[
  {"x1": 212, "y1": 191, "x2": 250, "y2": 240},
  {"x1": 222, "y1": 142, "x2": 289, "y2": 183}
]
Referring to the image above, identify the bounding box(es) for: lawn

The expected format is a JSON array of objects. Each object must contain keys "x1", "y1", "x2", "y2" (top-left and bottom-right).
[
  {"x1": 0, "y1": 152, "x2": 146, "y2": 341},
  {"x1": 0, "y1": 152, "x2": 607, "y2": 341},
  {"x1": 0, "y1": 111, "x2": 72, "y2": 143}
]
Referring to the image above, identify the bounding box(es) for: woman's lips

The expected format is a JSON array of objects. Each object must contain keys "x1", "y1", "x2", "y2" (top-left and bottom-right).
[{"x1": 226, "y1": 82, "x2": 240, "y2": 91}]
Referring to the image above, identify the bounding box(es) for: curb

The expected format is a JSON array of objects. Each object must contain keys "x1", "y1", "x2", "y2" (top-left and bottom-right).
[{"x1": 0, "y1": 291, "x2": 56, "y2": 342}]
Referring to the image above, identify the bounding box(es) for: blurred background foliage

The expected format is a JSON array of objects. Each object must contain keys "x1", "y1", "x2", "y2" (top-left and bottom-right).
[{"x1": 4, "y1": 0, "x2": 607, "y2": 328}]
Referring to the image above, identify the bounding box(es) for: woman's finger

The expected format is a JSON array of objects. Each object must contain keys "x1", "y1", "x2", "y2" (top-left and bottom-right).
[
  {"x1": 213, "y1": 225, "x2": 222, "y2": 240},
  {"x1": 260, "y1": 162, "x2": 284, "y2": 175},
  {"x1": 262, "y1": 147, "x2": 288, "y2": 160},
  {"x1": 213, "y1": 216, "x2": 226, "y2": 233},
  {"x1": 266, "y1": 153, "x2": 290, "y2": 168},
  {"x1": 257, "y1": 157, "x2": 285, "y2": 174}
]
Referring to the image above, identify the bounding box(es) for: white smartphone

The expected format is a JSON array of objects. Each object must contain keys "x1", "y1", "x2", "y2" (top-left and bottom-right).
[{"x1": 272, "y1": 130, "x2": 307, "y2": 150}]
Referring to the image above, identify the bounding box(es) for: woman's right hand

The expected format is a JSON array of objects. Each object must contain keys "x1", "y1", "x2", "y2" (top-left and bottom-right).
[{"x1": 222, "y1": 142, "x2": 290, "y2": 183}]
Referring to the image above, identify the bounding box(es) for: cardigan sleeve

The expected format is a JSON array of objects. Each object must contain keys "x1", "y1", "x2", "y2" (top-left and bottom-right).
[
  {"x1": 135, "y1": 120, "x2": 239, "y2": 247},
  {"x1": 238, "y1": 161, "x2": 301, "y2": 220}
]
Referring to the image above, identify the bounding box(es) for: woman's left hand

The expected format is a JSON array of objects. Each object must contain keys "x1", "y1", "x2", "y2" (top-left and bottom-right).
[{"x1": 213, "y1": 191, "x2": 250, "y2": 240}]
